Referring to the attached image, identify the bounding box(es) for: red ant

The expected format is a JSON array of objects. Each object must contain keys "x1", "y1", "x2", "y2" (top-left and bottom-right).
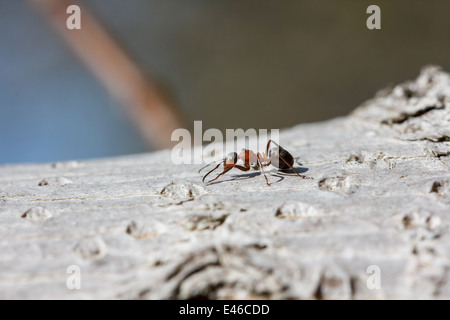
[{"x1": 198, "y1": 140, "x2": 312, "y2": 186}]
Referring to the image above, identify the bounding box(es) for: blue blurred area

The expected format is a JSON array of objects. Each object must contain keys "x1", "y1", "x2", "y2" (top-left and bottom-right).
[{"x1": 0, "y1": 1, "x2": 147, "y2": 164}]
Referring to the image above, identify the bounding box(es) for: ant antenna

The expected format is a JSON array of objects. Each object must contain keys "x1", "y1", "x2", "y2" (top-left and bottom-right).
[{"x1": 198, "y1": 158, "x2": 225, "y2": 174}]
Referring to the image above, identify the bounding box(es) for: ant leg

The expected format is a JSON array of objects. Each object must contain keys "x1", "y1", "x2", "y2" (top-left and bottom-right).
[
  {"x1": 277, "y1": 153, "x2": 313, "y2": 180},
  {"x1": 265, "y1": 139, "x2": 277, "y2": 156},
  {"x1": 234, "y1": 165, "x2": 250, "y2": 171},
  {"x1": 206, "y1": 166, "x2": 233, "y2": 184},
  {"x1": 206, "y1": 164, "x2": 251, "y2": 184},
  {"x1": 257, "y1": 153, "x2": 271, "y2": 186},
  {"x1": 259, "y1": 152, "x2": 270, "y2": 164}
]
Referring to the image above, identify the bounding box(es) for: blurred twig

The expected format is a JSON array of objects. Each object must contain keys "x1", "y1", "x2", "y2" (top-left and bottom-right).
[{"x1": 28, "y1": 0, "x2": 186, "y2": 149}]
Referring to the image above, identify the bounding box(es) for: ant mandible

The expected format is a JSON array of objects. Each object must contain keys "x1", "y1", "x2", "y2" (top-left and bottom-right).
[{"x1": 198, "y1": 140, "x2": 312, "y2": 186}]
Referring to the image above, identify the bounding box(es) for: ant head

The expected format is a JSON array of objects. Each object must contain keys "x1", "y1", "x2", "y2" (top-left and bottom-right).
[{"x1": 225, "y1": 152, "x2": 238, "y2": 165}]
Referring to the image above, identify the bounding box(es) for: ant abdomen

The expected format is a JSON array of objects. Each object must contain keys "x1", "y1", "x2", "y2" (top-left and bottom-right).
[{"x1": 269, "y1": 146, "x2": 293, "y2": 170}]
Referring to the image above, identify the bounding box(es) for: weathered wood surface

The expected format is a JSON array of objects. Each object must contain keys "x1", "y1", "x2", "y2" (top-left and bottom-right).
[{"x1": 0, "y1": 66, "x2": 449, "y2": 299}]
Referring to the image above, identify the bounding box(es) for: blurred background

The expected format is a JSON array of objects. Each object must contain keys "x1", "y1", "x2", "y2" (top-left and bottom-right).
[{"x1": 1, "y1": 0, "x2": 449, "y2": 164}]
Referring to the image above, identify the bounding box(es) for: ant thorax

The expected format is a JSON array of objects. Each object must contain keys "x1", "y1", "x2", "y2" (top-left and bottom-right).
[{"x1": 239, "y1": 149, "x2": 259, "y2": 169}]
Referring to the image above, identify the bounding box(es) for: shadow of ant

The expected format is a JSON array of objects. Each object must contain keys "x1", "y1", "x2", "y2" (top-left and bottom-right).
[
  {"x1": 206, "y1": 171, "x2": 261, "y2": 186},
  {"x1": 278, "y1": 166, "x2": 309, "y2": 175},
  {"x1": 206, "y1": 165, "x2": 308, "y2": 186}
]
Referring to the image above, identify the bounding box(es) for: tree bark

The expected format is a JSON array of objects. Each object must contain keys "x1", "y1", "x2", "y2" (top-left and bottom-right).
[{"x1": 1, "y1": 66, "x2": 449, "y2": 299}]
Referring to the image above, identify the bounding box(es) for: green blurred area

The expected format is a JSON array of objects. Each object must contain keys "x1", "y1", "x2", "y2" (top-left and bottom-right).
[{"x1": 87, "y1": 0, "x2": 449, "y2": 132}]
